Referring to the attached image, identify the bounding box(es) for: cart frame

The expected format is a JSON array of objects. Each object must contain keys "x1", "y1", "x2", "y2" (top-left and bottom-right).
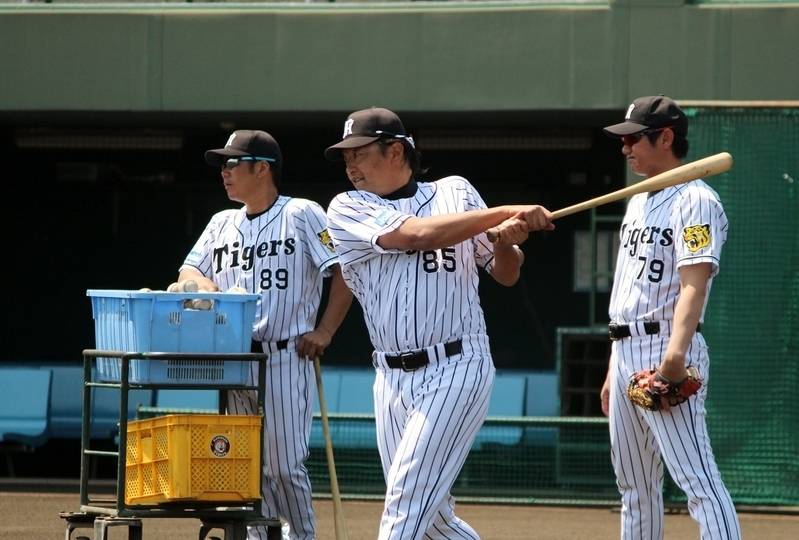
[{"x1": 62, "y1": 349, "x2": 281, "y2": 540}]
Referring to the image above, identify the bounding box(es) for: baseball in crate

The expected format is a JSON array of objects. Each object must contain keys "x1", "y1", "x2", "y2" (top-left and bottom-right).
[{"x1": 86, "y1": 287, "x2": 260, "y2": 384}]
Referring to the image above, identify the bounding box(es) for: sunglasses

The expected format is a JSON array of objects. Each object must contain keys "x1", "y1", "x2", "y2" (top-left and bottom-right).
[
  {"x1": 222, "y1": 156, "x2": 276, "y2": 171},
  {"x1": 621, "y1": 126, "x2": 673, "y2": 148},
  {"x1": 374, "y1": 131, "x2": 416, "y2": 148}
]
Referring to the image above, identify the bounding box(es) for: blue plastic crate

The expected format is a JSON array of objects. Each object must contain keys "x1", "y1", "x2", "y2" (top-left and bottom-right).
[{"x1": 88, "y1": 289, "x2": 259, "y2": 385}]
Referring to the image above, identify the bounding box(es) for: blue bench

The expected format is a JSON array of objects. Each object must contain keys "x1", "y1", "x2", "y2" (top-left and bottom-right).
[
  {"x1": 153, "y1": 389, "x2": 219, "y2": 411},
  {"x1": 0, "y1": 368, "x2": 52, "y2": 476},
  {"x1": 472, "y1": 373, "x2": 528, "y2": 450},
  {"x1": 38, "y1": 364, "x2": 154, "y2": 440},
  {"x1": 523, "y1": 371, "x2": 559, "y2": 446},
  {"x1": 311, "y1": 369, "x2": 376, "y2": 450},
  {"x1": 334, "y1": 371, "x2": 377, "y2": 449}
]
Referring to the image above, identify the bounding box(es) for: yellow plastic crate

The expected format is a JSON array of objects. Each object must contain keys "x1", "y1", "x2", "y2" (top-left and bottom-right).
[{"x1": 125, "y1": 414, "x2": 262, "y2": 505}]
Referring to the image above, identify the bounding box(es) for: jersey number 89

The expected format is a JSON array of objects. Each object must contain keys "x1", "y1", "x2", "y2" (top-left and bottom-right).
[{"x1": 260, "y1": 268, "x2": 289, "y2": 290}]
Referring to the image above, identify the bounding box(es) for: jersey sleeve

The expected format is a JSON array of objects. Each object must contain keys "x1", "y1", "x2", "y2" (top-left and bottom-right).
[
  {"x1": 327, "y1": 192, "x2": 412, "y2": 267},
  {"x1": 673, "y1": 182, "x2": 727, "y2": 277},
  {"x1": 463, "y1": 182, "x2": 494, "y2": 271},
  {"x1": 294, "y1": 199, "x2": 339, "y2": 277}
]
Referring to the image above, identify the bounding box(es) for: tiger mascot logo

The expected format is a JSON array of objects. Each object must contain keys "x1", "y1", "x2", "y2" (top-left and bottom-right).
[
  {"x1": 317, "y1": 229, "x2": 336, "y2": 253},
  {"x1": 683, "y1": 224, "x2": 711, "y2": 253}
]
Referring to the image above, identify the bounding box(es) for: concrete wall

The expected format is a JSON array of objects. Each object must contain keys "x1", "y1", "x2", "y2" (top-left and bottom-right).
[{"x1": 1, "y1": 1, "x2": 798, "y2": 121}]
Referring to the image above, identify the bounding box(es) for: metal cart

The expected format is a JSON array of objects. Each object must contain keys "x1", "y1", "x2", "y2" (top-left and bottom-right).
[{"x1": 60, "y1": 349, "x2": 281, "y2": 540}]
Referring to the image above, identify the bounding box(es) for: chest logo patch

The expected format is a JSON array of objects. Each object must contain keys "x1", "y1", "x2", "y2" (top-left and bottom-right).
[
  {"x1": 683, "y1": 224, "x2": 711, "y2": 253},
  {"x1": 317, "y1": 229, "x2": 336, "y2": 253}
]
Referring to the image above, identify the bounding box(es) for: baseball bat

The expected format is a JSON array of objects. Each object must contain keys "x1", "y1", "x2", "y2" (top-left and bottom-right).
[
  {"x1": 485, "y1": 151, "x2": 733, "y2": 243},
  {"x1": 313, "y1": 357, "x2": 350, "y2": 540}
]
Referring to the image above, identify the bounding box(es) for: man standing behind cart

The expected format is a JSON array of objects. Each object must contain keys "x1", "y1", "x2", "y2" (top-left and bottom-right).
[{"x1": 178, "y1": 130, "x2": 353, "y2": 540}]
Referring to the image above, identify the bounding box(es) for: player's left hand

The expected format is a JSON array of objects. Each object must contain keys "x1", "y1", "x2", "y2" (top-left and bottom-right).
[
  {"x1": 298, "y1": 328, "x2": 333, "y2": 359},
  {"x1": 626, "y1": 366, "x2": 702, "y2": 412}
]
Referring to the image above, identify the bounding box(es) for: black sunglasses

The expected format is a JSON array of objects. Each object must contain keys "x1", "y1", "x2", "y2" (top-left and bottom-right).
[
  {"x1": 222, "y1": 156, "x2": 276, "y2": 171},
  {"x1": 621, "y1": 126, "x2": 673, "y2": 148}
]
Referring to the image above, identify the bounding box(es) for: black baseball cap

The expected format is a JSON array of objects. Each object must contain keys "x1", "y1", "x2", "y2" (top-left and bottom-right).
[
  {"x1": 205, "y1": 130, "x2": 282, "y2": 170},
  {"x1": 325, "y1": 107, "x2": 414, "y2": 161},
  {"x1": 603, "y1": 95, "x2": 688, "y2": 138}
]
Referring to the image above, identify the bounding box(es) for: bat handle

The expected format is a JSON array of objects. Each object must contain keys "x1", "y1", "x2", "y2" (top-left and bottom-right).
[{"x1": 486, "y1": 228, "x2": 500, "y2": 243}]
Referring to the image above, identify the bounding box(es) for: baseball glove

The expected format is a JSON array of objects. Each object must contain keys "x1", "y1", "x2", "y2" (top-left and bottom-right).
[{"x1": 626, "y1": 366, "x2": 702, "y2": 411}]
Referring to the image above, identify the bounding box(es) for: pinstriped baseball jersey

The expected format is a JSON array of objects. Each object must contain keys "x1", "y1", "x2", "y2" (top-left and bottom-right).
[
  {"x1": 607, "y1": 179, "x2": 741, "y2": 540},
  {"x1": 327, "y1": 174, "x2": 496, "y2": 540},
  {"x1": 180, "y1": 195, "x2": 338, "y2": 342},
  {"x1": 182, "y1": 194, "x2": 338, "y2": 540},
  {"x1": 326, "y1": 176, "x2": 494, "y2": 354},
  {"x1": 609, "y1": 180, "x2": 728, "y2": 325}
]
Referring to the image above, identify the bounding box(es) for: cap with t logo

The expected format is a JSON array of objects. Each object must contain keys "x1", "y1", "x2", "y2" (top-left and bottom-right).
[
  {"x1": 205, "y1": 130, "x2": 283, "y2": 169},
  {"x1": 603, "y1": 95, "x2": 688, "y2": 138},
  {"x1": 325, "y1": 107, "x2": 414, "y2": 161}
]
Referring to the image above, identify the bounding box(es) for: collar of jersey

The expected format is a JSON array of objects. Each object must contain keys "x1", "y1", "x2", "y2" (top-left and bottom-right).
[
  {"x1": 245, "y1": 196, "x2": 283, "y2": 221},
  {"x1": 383, "y1": 178, "x2": 418, "y2": 200}
]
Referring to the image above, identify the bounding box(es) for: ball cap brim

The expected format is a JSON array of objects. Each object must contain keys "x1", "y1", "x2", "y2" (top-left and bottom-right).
[
  {"x1": 603, "y1": 95, "x2": 688, "y2": 138},
  {"x1": 325, "y1": 107, "x2": 409, "y2": 161},
  {"x1": 205, "y1": 129, "x2": 282, "y2": 169}
]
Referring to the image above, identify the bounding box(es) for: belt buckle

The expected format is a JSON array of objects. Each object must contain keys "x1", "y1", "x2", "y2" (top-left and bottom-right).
[
  {"x1": 400, "y1": 352, "x2": 417, "y2": 372},
  {"x1": 608, "y1": 324, "x2": 620, "y2": 341}
]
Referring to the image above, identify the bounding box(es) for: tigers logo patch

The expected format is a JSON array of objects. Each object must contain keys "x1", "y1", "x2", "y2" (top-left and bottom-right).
[
  {"x1": 317, "y1": 229, "x2": 336, "y2": 253},
  {"x1": 683, "y1": 224, "x2": 711, "y2": 253}
]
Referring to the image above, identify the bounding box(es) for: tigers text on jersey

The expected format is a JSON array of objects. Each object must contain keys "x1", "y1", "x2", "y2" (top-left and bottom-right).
[
  {"x1": 609, "y1": 180, "x2": 728, "y2": 325},
  {"x1": 181, "y1": 195, "x2": 338, "y2": 343},
  {"x1": 326, "y1": 176, "x2": 495, "y2": 354}
]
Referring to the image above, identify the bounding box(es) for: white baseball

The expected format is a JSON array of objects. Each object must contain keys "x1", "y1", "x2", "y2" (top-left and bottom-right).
[
  {"x1": 177, "y1": 279, "x2": 199, "y2": 292},
  {"x1": 192, "y1": 299, "x2": 213, "y2": 310}
]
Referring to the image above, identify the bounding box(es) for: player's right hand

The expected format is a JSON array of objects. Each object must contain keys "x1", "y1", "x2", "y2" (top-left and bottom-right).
[
  {"x1": 178, "y1": 271, "x2": 220, "y2": 292},
  {"x1": 509, "y1": 206, "x2": 555, "y2": 232},
  {"x1": 600, "y1": 370, "x2": 611, "y2": 417},
  {"x1": 494, "y1": 217, "x2": 530, "y2": 246},
  {"x1": 191, "y1": 276, "x2": 220, "y2": 292}
]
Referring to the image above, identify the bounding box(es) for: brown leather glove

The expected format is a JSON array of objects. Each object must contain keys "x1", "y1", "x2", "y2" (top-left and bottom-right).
[{"x1": 626, "y1": 366, "x2": 702, "y2": 411}]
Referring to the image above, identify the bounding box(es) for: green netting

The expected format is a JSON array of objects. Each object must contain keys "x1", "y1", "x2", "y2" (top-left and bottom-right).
[
  {"x1": 685, "y1": 106, "x2": 799, "y2": 506},
  {"x1": 307, "y1": 108, "x2": 799, "y2": 508}
]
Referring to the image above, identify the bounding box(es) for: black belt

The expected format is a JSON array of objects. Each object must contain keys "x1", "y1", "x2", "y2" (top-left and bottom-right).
[
  {"x1": 251, "y1": 339, "x2": 289, "y2": 353},
  {"x1": 608, "y1": 322, "x2": 701, "y2": 341},
  {"x1": 385, "y1": 339, "x2": 463, "y2": 371}
]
